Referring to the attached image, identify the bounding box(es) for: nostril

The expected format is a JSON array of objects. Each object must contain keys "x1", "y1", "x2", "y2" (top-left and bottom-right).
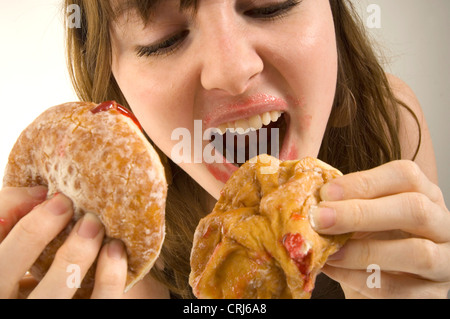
[{"x1": 200, "y1": 42, "x2": 263, "y2": 95}]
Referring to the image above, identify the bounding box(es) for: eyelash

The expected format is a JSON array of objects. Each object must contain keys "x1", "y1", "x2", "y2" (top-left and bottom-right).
[
  {"x1": 136, "y1": 30, "x2": 189, "y2": 58},
  {"x1": 245, "y1": 0, "x2": 301, "y2": 20},
  {"x1": 136, "y1": 0, "x2": 301, "y2": 58}
]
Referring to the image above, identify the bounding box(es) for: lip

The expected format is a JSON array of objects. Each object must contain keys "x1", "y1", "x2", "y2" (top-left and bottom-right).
[
  {"x1": 205, "y1": 159, "x2": 239, "y2": 184},
  {"x1": 205, "y1": 123, "x2": 297, "y2": 184},
  {"x1": 203, "y1": 94, "x2": 299, "y2": 184},
  {"x1": 203, "y1": 93, "x2": 289, "y2": 129}
]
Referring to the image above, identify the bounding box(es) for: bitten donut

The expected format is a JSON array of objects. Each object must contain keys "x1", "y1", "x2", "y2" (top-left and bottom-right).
[
  {"x1": 3, "y1": 101, "x2": 167, "y2": 297},
  {"x1": 189, "y1": 155, "x2": 351, "y2": 299}
]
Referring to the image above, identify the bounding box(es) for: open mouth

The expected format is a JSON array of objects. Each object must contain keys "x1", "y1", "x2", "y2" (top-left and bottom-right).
[{"x1": 209, "y1": 111, "x2": 289, "y2": 167}]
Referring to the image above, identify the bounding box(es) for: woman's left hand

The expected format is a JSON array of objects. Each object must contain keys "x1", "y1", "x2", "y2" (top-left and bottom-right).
[{"x1": 310, "y1": 160, "x2": 450, "y2": 298}]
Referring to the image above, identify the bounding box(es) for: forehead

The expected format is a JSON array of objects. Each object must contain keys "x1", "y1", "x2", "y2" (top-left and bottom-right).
[{"x1": 111, "y1": 0, "x2": 198, "y2": 23}]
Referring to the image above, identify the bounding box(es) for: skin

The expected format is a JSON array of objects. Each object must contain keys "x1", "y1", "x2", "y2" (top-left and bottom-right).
[
  {"x1": 0, "y1": 0, "x2": 449, "y2": 299},
  {"x1": 111, "y1": 0, "x2": 338, "y2": 199}
]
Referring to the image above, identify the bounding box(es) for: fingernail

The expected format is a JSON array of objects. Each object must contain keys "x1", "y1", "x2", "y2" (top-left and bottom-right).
[
  {"x1": 27, "y1": 186, "x2": 48, "y2": 200},
  {"x1": 320, "y1": 183, "x2": 344, "y2": 201},
  {"x1": 77, "y1": 213, "x2": 103, "y2": 239},
  {"x1": 309, "y1": 206, "x2": 336, "y2": 230},
  {"x1": 45, "y1": 194, "x2": 73, "y2": 216},
  {"x1": 108, "y1": 239, "x2": 125, "y2": 260},
  {"x1": 327, "y1": 248, "x2": 345, "y2": 261}
]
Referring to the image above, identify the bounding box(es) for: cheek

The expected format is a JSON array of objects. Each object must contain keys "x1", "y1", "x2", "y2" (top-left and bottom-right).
[
  {"x1": 299, "y1": 114, "x2": 313, "y2": 130},
  {"x1": 281, "y1": 13, "x2": 337, "y2": 131},
  {"x1": 112, "y1": 58, "x2": 195, "y2": 157}
]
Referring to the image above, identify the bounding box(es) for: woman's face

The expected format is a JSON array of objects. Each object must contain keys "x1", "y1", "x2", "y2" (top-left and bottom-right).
[{"x1": 111, "y1": 0, "x2": 338, "y2": 199}]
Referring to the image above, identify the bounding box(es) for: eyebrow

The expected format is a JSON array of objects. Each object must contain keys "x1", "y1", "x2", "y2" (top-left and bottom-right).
[{"x1": 112, "y1": 0, "x2": 199, "y2": 24}]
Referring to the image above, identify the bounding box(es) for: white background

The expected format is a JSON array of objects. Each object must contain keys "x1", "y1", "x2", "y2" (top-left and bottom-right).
[{"x1": 0, "y1": 0, "x2": 449, "y2": 203}]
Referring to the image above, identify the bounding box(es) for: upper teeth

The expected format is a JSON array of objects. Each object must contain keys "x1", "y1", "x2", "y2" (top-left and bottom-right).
[{"x1": 213, "y1": 111, "x2": 283, "y2": 135}]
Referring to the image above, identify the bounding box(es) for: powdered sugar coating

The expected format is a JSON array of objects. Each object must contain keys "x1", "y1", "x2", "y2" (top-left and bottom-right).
[{"x1": 3, "y1": 102, "x2": 167, "y2": 296}]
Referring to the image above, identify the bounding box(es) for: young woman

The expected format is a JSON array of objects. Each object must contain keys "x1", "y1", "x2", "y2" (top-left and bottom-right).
[{"x1": 0, "y1": 0, "x2": 449, "y2": 299}]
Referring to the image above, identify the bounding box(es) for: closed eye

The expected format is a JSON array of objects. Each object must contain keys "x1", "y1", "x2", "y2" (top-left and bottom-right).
[
  {"x1": 136, "y1": 30, "x2": 190, "y2": 58},
  {"x1": 244, "y1": 0, "x2": 301, "y2": 20},
  {"x1": 135, "y1": 0, "x2": 301, "y2": 58}
]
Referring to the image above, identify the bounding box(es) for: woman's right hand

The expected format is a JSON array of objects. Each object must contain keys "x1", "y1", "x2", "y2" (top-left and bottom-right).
[{"x1": 0, "y1": 186, "x2": 128, "y2": 299}]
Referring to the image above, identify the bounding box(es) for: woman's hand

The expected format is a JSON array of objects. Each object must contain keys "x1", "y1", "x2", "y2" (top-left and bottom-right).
[
  {"x1": 0, "y1": 187, "x2": 128, "y2": 299},
  {"x1": 310, "y1": 160, "x2": 450, "y2": 299}
]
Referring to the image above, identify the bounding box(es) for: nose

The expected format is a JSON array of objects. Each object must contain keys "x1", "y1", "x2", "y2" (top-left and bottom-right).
[{"x1": 199, "y1": 15, "x2": 263, "y2": 95}]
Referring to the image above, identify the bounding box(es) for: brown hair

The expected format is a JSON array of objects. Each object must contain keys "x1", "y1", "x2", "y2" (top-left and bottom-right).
[{"x1": 64, "y1": 0, "x2": 420, "y2": 298}]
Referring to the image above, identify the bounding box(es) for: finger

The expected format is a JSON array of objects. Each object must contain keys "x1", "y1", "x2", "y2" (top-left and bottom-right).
[
  {"x1": 322, "y1": 265, "x2": 450, "y2": 299},
  {"x1": 0, "y1": 186, "x2": 48, "y2": 242},
  {"x1": 28, "y1": 213, "x2": 104, "y2": 299},
  {"x1": 0, "y1": 194, "x2": 73, "y2": 298},
  {"x1": 90, "y1": 239, "x2": 127, "y2": 299},
  {"x1": 326, "y1": 239, "x2": 450, "y2": 282},
  {"x1": 18, "y1": 274, "x2": 39, "y2": 299},
  {"x1": 321, "y1": 160, "x2": 444, "y2": 205},
  {"x1": 310, "y1": 193, "x2": 450, "y2": 242}
]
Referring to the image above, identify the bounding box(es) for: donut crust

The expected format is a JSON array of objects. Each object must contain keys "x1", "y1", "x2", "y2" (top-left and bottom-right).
[
  {"x1": 189, "y1": 155, "x2": 351, "y2": 299},
  {"x1": 3, "y1": 101, "x2": 167, "y2": 297}
]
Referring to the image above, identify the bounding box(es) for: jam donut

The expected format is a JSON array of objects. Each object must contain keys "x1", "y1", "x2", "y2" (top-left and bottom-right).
[
  {"x1": 189, "y1": 155, "x2": 351, "y2": 299},
  {"x1": 3, "y1": 101, "x2": 167, "y2": 296}
]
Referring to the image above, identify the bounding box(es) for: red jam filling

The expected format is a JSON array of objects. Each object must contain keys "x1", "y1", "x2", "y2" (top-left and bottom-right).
[
  {"x1": 91, "y1": 100, "x2": 143, "y2": 131},
  {"x1": 282, "y1": 233, "x2": 312, "y2": 276}
]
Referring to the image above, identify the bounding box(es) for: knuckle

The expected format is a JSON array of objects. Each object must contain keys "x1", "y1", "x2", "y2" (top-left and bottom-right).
[
  {"x1": 407, "y1": 193, "x2": 432, "y2": 229},
  {"x1": 399, "y1": 160, "x2": 422, "y2": 188},
  {"x1": 354, "y1": 173, "x2": 372, "y2": 197},
  {"x1": 412, "y1": 239, "x2": 439, "y2": 274},
  {"x1": 350, "y1": 200, "x2": 366, "y2": 229},
  {"x1": 54, "y1": 239, "x2": 99, "y2": 268},
  {"x1": 430, "y1": 184, "x2": 445, "y2": 205},
  {"x1": 54, "y1": 245, "x2": 83, "y2": 267},
  {"x1": 15, "y1": 215, "x2": 47, "y2": 247},
  {"x1": 396, "y1": 160, "x2": 444, "y2": 205},
  {"x1": 358, "y1": 239, "x2": 373, "y2": 268}
]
